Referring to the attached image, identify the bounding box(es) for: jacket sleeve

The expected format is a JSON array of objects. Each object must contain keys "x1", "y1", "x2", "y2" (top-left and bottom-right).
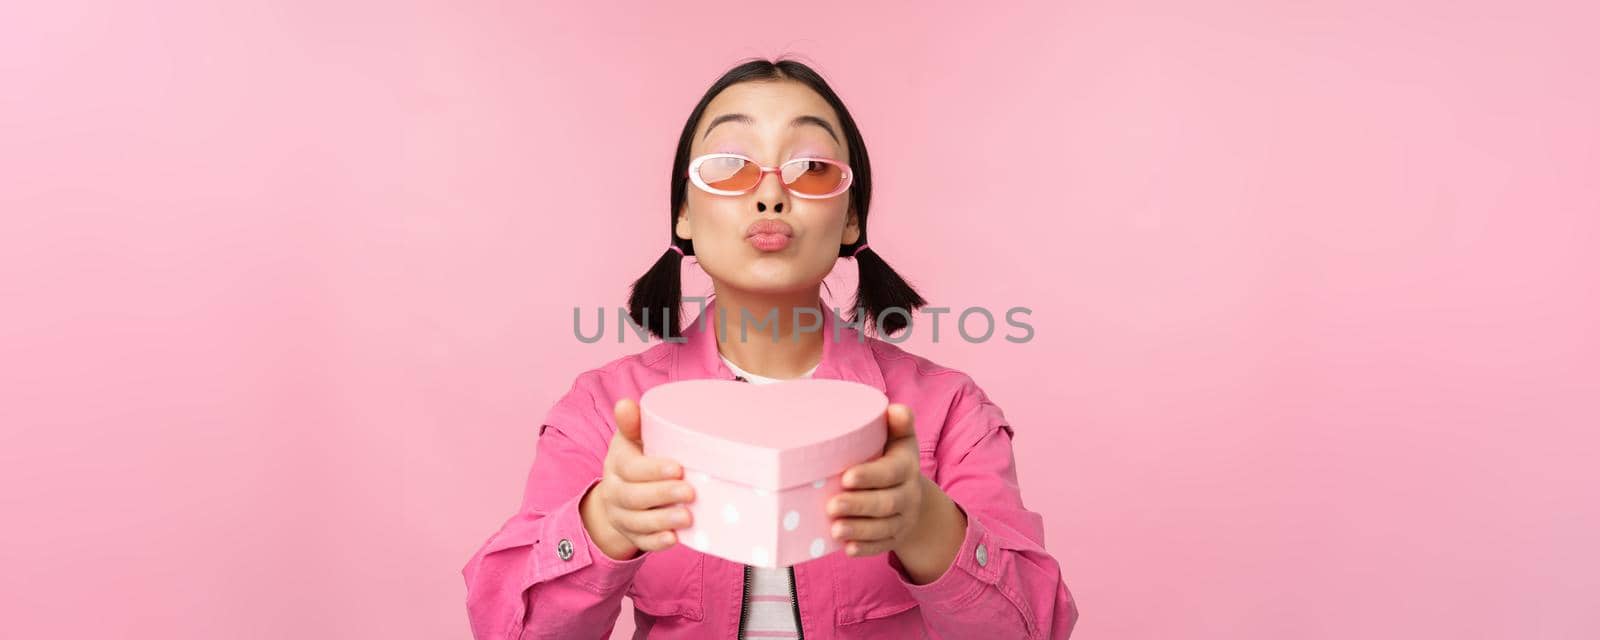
[
  {"x1": 888, "y1": 379, "x2": 1081, "y2": 639},
  {"x1": 462, "y1": 381, "x2": 649, "y2": 640}
]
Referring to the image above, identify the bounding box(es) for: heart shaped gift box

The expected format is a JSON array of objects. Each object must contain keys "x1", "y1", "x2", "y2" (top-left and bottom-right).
[{"x1": 639, "y1": 378, "x2": 888, "y2": 568}]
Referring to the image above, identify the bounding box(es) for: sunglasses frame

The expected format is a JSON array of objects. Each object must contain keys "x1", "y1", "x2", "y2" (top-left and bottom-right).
[{"x1": 685, "y1": 153, "x2": 854, "y2": 199}]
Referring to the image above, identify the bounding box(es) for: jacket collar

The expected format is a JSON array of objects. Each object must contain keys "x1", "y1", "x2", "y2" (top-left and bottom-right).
[{"x1": 670, "y1": 296, "x2": 887, "y2": 394}]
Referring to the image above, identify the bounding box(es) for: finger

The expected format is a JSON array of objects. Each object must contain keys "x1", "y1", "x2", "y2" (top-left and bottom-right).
[
  {"x1": 846, "y1": 539, "x2": 896, "y2": 557},
  {"x1": 613, "y1": 504, "x2": 693, "y2": 536},
  {"x1": 606, "y1": 428, "x2": 643, "y2": 469},
  {"x1": 885, "y1": 403, "x2": 916, "y2": 441},
  {"x1": 831, "y1": 515, "x2": 904, "y2": 543},
  {"x1": 826, "y1": 488, "x2": 904, "y2": 518},
  {"x1": 635, "y1": 529, "x2": 679, "y2": 553},
  {"x1": 614, "y1": 398, "x2": 643, "y2": 443},
  {"x1": 842, "y1": 454, "x2": 914, "y2": 490},
  {"x1": 613, "y1": 479, "x2": 695, "y2": 511},
  {"x1": 615, "y1": 453, "x2": 684, "y2": 483}
]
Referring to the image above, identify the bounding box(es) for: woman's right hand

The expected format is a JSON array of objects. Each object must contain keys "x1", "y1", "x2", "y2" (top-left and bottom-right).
[{"x1": 579, "y1": 398, "x2": 697, "y2": 560}]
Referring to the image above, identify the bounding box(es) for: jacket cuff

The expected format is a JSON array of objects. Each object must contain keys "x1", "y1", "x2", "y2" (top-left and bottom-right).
[
  {"x1": 531, "y1": 477, "x2": 649, "y2": 595},
  {"x1": 888, "y1": 500, "x2": 998, "y2": 605}
]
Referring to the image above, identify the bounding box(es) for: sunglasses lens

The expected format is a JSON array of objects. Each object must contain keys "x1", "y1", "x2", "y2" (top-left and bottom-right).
[
  {"x1": 782, "y1": 159, "x2": 847, "y2": 196},
  {"x1": 696, "y1": 156, "x2": 761, "y2": 192}
]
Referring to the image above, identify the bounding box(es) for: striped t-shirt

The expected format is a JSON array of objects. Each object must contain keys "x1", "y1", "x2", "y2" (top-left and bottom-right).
[{"x1": 721, "y1": 353, "x2": 818, "y2": 639}]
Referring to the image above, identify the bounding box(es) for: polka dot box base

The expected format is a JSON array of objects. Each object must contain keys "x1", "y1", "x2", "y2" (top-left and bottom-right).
[{"x1": 677, "y1": 469, "x2": 844, "y2": 568}]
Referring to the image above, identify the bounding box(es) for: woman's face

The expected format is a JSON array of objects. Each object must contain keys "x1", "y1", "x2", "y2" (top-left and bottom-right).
[{"x1": 676, "y1": 80, "x2": 861, "y2": 296}]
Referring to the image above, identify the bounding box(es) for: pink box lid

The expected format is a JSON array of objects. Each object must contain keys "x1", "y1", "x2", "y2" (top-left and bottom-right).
[{"x1": 640, "y1": 378, "x2": 888, "y2": 491}]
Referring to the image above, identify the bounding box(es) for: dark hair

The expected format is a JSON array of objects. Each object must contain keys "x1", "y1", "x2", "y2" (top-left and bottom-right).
[{"x1": 628, "y1": 57, "x2": 926, "y2": 340}]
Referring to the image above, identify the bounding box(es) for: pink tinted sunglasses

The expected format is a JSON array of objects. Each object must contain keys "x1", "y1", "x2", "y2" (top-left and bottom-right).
[{"x1": 685, "y1": 153, "x2": 853, "y2": 199}]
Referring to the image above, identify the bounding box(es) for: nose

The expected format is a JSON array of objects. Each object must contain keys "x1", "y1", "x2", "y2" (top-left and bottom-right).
[{"x1": 754, "y1": 166, "x2": 787, "y2": 214}]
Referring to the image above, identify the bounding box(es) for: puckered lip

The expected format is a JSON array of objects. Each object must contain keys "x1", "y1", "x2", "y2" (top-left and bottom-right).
[{"x1": 745, "y1": 218, "x2": 794, "y2": 238}]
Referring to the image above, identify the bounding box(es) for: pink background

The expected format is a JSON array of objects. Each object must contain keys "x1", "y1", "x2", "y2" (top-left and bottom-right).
[{"x1": 3, "y1": 1, "x2": 1597, "y2": 638}]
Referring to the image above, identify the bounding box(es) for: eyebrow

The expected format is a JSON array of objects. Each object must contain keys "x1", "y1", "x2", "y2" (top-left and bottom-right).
[{"x1": 701, "y1": 113, "x2": 840, "y2": 144}]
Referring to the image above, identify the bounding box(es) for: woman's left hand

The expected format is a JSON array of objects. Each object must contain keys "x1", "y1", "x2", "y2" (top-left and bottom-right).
[{"x1": 826, "y1": 403, "x2": 935, "y2": 557}]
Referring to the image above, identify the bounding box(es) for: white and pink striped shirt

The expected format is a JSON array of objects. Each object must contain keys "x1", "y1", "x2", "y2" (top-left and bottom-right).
[{"x1": 721, "y1": 354, "x2": 817, "y2": 639}]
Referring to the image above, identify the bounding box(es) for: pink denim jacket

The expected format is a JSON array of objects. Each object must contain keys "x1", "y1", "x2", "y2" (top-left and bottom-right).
[{"x1": 463, "y1": 298, "x2": 1079, "y2": 639}]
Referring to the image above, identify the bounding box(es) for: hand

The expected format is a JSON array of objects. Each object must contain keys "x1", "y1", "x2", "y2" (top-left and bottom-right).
[
  {"x1": 825, "y1": 403, "x2": 928, "y2": 557},
  {"x1": 579, "y1": 398, "x2": 697, "y2": 560}
]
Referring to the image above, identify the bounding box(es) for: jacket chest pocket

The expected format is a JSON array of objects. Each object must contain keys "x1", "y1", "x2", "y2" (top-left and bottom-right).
[
  {"x1": 827, "y1": 449, "x2": 941, "y2": 633},
  {"x1": 626, "y1": 543, "x2": 705, "y2": 621},
  {"x1": 830, "y1": 550, "x2": 922, "y2": 631}
]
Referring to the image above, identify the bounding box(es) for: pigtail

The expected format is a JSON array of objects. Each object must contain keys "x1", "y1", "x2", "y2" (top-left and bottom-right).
[
  {"x1": 849, "y1": 244, "x2": 926, "y2": 337},
  {"x1": 628, "y1": 242, "x2": 687, "y2": 340}
]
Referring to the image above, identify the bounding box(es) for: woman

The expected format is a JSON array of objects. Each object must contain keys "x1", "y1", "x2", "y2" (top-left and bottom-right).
[{"x1": 463, "y1": 58, "x2": 1079, "y2": 639}]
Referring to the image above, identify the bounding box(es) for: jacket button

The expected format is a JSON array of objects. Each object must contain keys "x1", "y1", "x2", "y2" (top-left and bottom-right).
[
  {"x1": 557, "y1": 538, "x2": 574, "y2": 561},
  {"x1": 975, "y1": 543, "x2": 989, "y2": 567}
]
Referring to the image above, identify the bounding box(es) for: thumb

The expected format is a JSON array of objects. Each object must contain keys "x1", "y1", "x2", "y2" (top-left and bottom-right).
[
  {"x1": 613, "y1": 398, "x2": 643, "y2": 444},
  {"x1": 885, "y1": 403, "x2": 916, "y2": 442}
]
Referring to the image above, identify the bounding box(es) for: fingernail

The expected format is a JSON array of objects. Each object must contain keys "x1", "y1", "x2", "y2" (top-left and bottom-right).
[
  {"x1": 842, "y1": 473, "x2": 855, "y2": 487},
  {"x1": 832, "y1": 523, "x2": 846, "y2": 539},
  {"x1": 662, "y1": 463, "x2": 679, "y2": 476},
  {"x1": 674, "y1": 486, "x2": 692, "y2": 500}
]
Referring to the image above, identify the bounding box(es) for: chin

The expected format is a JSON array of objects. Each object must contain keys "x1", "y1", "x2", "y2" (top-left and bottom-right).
[{"x1": 730, "y1": 274, "x2": 820, "y2": 295}]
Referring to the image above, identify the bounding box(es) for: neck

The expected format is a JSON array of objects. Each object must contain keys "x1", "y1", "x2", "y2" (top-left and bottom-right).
[{"x1": 710, "y1": 284, "x2": 825, "y2": 380}]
